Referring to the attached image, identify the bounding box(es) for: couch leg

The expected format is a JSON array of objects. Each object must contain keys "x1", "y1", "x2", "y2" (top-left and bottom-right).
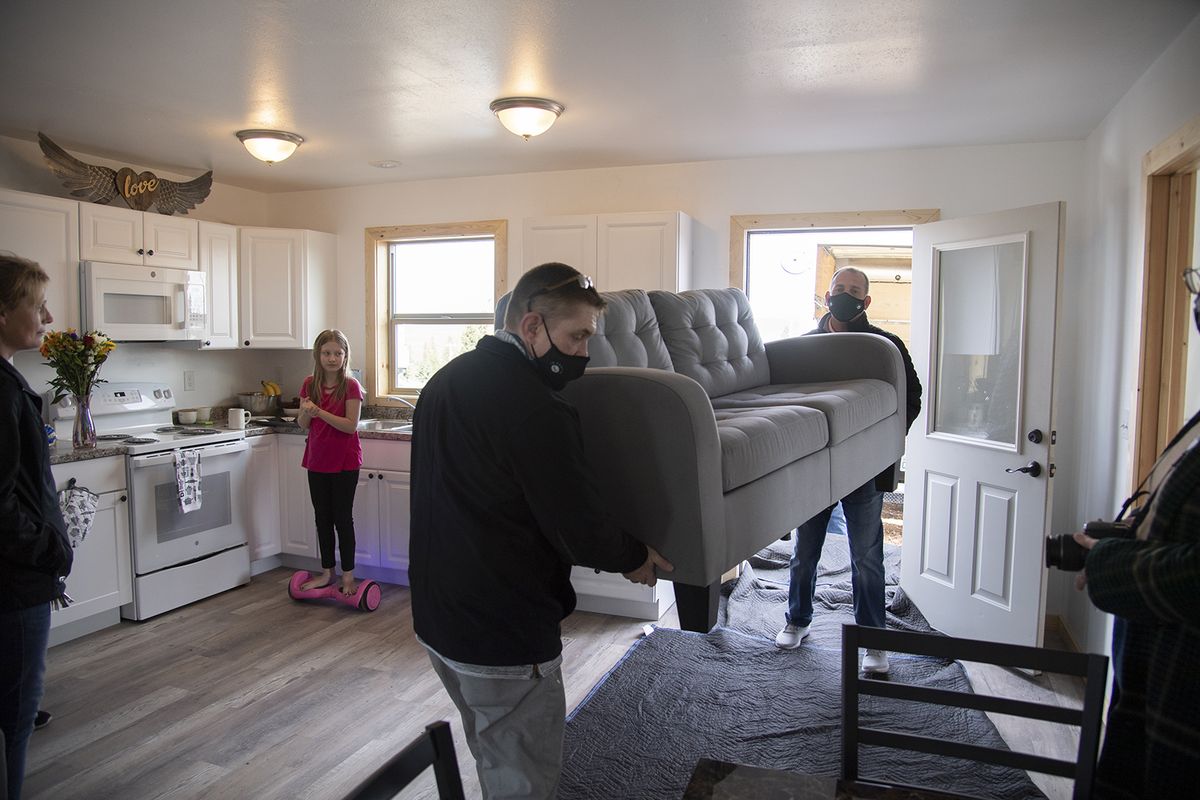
[{"x1": 674, "y1": 581, "x2": 719, "y2": 633}]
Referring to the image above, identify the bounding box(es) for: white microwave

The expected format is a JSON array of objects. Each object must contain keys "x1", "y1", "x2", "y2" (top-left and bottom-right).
[{"x1": 82, "y1": 261, "x2": 207, "y2": 341}]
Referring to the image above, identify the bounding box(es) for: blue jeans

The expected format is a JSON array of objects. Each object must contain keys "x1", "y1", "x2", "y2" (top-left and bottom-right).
[
  {"x1": 787, "y1": 478, "x2": 885, "y2": 629},
  {"x1": 1, "y1": 603, "x2": 51, "y2": 800}
]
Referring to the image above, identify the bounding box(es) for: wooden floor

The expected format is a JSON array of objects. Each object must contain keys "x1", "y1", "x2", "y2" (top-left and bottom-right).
[{"x1": 25, "y1": 570, "x2": 1085, "y2": 800}]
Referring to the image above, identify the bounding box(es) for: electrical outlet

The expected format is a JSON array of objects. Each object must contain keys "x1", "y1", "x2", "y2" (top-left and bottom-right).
[{"x1": 183, "y1": 370, "x2": 195, "y2": 392}]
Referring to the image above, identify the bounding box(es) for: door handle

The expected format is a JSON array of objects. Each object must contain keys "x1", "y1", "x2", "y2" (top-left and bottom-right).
[
  {"x1": 1027, "y1": 429, "x2": 1043, "y2": 444},
  {"x1": 1005, "y1": 460, "x2": 1042, "y2": 478}
]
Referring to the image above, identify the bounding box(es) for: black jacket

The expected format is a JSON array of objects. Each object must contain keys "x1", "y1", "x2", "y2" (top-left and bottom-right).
[
  {"x1": 409, "y1": 336, "x2": 648, "y2": 666},
  {"x1": 811, "y1": 312, "x2": 923, "y2": 490},
  {"x1": 0, "y1": 357, "x2": 72, "y2": 611}
]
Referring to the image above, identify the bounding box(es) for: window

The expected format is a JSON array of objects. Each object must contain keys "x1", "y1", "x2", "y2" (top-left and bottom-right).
[
  {"x1": 731, "y1": 210, "x2": 938, "y2": 344},
  {"x1": 365, "y1": 220, "x2": 507, "y2": 404}
]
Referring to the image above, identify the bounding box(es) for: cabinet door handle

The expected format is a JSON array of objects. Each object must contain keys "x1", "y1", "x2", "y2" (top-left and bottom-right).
[
  {"x1": 243, "y1": 340, "x2": 251, "y2": 346},
  {"x1": 120, "y1": 494, "x2": 127, "y2": 502},
  {"x1": 147, "y1": 249, "x2": 154, "y2": 256},
  {"x1": 137, "y1": 248, "x2": 145, "y2": 255}
]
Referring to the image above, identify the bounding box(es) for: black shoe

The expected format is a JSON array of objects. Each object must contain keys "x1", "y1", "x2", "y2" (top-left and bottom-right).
[{"x1": 34, "y1": 709, "x2": 52, "y2": 730}]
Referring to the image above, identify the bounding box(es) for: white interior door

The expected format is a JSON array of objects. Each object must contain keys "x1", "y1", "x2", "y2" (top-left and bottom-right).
[{"x1": 902, "y1": 202, "x2": 1063, "y2": 646}]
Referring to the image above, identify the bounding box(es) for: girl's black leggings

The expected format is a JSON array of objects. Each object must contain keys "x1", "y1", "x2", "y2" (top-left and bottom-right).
[{"x1": 307, "y1": 469, "x2": 359, "y2": 570}]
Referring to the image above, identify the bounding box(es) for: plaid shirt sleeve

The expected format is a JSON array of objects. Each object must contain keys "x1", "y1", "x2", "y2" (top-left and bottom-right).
[{"x1": 1086, "y1": 441, "x2": 1200, "y2": 629}]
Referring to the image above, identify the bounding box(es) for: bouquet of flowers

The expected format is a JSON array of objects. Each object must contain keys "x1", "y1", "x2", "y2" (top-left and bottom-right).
[{"x1": 40, "y1": 329, "x2": 117, "y2": 403}]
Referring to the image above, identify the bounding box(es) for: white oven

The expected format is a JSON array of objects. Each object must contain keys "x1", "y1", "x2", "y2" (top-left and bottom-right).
[
  {"x1": 128, "y1": 440, "x2": 249, "y2": 573},
  {"x1": 82, "y1": 260, "x2": 207, "y2": 341}
]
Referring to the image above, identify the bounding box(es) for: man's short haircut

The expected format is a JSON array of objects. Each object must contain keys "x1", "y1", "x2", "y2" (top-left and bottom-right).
[
  {"x1": 0, "y1": 252, "x2": 50, "y2": 315},
  {"x1": 831, "y1": 266, "x2": 870, "y2": 295},
  {"x1": 504, "y1": 262, "x2": 606, "y2": 330}
]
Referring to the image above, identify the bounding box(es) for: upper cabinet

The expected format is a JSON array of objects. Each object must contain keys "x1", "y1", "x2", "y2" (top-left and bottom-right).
[
  {"x1": 198, "y1": 221, "x2": 239, "y2": 349},
  {"x1": 523, "y1": 211, "x2": 694, "y2": 292},
  {"x1": 238, "y1": 227, "x2": 337, "y2": 349},
  {"x1": 0, "y1": 188, "x2": 80, "y2": 330},
  {"x1": 80, "y1": 203, "x2": 199, "y2": 269}
]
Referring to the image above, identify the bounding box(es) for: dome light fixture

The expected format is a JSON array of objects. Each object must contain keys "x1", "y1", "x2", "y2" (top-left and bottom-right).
[
  {"x1": 489, "y1": 97, "x2": 564, "y2": 140},
  {"x1": 235, "y1": 129, "x2": 304, "y2": 164}
]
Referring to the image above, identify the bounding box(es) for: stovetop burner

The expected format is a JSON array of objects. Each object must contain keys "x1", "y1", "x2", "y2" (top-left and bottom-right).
[
  {"x1": 155, "y1": 425, "x2": 184, "y2": 433},
  {"x1": 96, "y1": 433, "x2": 133, "y2": 441},
  {"x1": 125, "y1": 437, "x2": 159, "y2": 444}
]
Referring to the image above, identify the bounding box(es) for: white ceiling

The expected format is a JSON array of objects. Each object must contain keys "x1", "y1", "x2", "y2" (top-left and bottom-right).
[{"x1": 2, "y1": 0, "x2": 1197, "y2": 194}]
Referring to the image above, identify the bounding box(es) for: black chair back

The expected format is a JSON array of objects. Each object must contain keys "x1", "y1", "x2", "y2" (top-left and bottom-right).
[
  {"x1": 841, "y1": 624, "x2": 1108, "y2": 800},
  {"x1": 344, "y1": 720, "x2": 466, "y2": 800}
]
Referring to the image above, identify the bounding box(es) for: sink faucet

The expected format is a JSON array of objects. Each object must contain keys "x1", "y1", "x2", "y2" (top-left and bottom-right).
[{"x1": 386, "y1": 393, "x2": 418, "y2": 411}]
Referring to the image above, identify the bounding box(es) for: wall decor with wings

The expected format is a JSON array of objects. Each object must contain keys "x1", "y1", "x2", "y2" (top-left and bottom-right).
[{"x1": 38, "y1": 132, "x2": 213, "y2": 216}]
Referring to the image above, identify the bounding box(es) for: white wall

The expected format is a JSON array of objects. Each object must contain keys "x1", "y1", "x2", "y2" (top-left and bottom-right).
[
  {"x1": 1053, "y1": 15, "x2": 1200, "y2": 653},
  {"x1": 0, "y1": 134, "x2": 318, "y2": 406},
  {"x1": 268, "y1": 139, "x2": 1086, "y2": 367}
]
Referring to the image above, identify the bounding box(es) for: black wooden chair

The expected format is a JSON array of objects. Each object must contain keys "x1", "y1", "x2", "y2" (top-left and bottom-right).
[
  {"x1": 841, "y1": 624, "x2": 1109, "y2": 800},
  {"x1": 343, "y1": 720, "x2": 466, "y2": 800}
]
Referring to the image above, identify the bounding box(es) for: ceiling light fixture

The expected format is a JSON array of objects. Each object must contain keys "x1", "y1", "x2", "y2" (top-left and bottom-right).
[
  {"x1": 235, "y1": 129, "x2": 304, "y2": 164},
  {"x1": 489, "y1": 97, "x2": 564, "y2": 140}
]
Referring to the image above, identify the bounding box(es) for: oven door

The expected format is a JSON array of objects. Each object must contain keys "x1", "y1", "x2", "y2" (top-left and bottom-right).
[{"x1": 128, "y1": 440, "x2": 249, "y2": 574}]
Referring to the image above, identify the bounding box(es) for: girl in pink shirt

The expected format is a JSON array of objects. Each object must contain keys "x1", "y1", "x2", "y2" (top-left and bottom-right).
[{"x1": 296, "y1": 329, "x2": 364, "y2": 594}]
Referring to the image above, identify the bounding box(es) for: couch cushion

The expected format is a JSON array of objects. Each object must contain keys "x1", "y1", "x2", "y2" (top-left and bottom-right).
[
  {"x1": 649, "y1": 288, "x2": 769, "y2": 397},
  {"x1": 711, "y1": 379, "x2": 897, "y2": 446},
  {"x1": 713, "y1": 405, "x2": 829, "y2": 492},
  {"x1": 494, "y1": 289, "x2": 673, "y2": 370},
  {"x1": 586, "y1": 290, "x2": 674, "y2": 369}
]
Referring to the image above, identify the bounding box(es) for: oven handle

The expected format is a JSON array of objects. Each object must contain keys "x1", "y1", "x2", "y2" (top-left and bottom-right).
[{"x1": 129, "y1": 439, "x2": 249, "y2": 469}]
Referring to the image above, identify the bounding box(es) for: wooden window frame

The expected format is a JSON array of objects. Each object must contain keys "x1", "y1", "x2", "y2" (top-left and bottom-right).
[
  {"x1": 728, "y1": 209, "x2": 941, "y2": 289},
  {"x1": 363, "y1": 220, "x2": 508, "y2": 407},
  {"x1": 1133, "y1": 115, "x2": 1200, "y2": 489}
]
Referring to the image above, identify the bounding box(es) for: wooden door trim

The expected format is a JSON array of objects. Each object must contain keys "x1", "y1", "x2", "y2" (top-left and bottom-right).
[
  {"x1": 729, "y1": 209, "x2": 939, "y2": 289},
  {"x1": 1133, "y1": 114, "x2": 1200, "y2": 489}
]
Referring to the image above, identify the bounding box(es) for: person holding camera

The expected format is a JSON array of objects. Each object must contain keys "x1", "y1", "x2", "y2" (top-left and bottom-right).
[{"x1": 1072, "y1": 267, "x2": 1200, "y2": 798}]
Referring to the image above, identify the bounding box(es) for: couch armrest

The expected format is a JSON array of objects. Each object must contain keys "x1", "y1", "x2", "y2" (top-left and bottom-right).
[{"x1": 562, "y1": 367, "x2": 726, "y2": 586}]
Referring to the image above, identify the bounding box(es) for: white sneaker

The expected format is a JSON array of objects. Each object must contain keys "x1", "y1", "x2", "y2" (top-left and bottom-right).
[
  {"x1": 862, "y1": 649, "x2": 890, "y2": 674},
  {"x1": 775, "y1": 623, "x2": 810, "y2": 649}
]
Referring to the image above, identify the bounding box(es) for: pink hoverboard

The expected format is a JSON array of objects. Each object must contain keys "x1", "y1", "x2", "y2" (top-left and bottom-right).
[{"x1": 288, "y1": 571, "x2": 382, "y2": 612}]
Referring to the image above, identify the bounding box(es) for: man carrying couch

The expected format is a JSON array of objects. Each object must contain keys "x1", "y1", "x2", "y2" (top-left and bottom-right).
[{"x1": 775, "y1": 266, "x2": 922, "y2": 674}]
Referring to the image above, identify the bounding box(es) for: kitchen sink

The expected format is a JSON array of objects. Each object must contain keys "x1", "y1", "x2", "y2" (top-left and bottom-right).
[{"x1": 357, "y1": 419, "x2": 413, "y2": 433}]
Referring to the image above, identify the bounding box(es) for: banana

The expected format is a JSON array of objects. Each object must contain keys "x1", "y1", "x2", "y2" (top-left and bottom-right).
[{"x1": 261, "y1": 380, "x2": 281, "y2": 397}]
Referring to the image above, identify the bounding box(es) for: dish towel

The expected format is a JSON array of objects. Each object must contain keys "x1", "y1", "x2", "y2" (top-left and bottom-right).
[
  {"x1": 175, "y1": 449, "x2": 202, "y2": 513},
  {"x1": 58, "y1": 478, "x2": 99, "y2": 548}
]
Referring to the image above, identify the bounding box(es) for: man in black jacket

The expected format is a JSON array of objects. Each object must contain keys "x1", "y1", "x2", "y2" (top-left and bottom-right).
[
  {"x1": 1, "y1": 253, "x2": 72, "y2": 800},
  {"x1": 410, "y1": 262, "x2": 671, "y2": 799},
  {"x1": 775, "y1": 267, "x2": 921, "y2": 676}
]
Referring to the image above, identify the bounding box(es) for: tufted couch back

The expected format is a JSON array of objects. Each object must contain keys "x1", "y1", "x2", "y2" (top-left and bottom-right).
[
  {"x1": 493, "y1": 288, "x2": 674, "y2": 370},
  {"x1": 648, "y1": 288, "x2": 769, "y2": 398}
]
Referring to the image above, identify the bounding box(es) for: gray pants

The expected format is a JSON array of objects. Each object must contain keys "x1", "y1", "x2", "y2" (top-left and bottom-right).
[{"x1": 424, "y1": 643, "x2": 566, "y2": 800}]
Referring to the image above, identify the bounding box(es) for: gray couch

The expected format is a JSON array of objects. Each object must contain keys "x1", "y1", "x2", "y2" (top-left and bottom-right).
[{"x1": 498, "y1": 287, "x2": 906, "y2": 631}]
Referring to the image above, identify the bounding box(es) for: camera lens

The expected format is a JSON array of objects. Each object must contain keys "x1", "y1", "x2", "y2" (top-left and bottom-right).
[{"x1": 1045, "y1": 534, "x2": 1086, "y2": 572}]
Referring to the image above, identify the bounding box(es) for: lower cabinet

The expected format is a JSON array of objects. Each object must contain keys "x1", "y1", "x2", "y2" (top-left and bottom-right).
[
  {"x1": 279, "y1": 435, "x2": 411, "y2": 585},
  {"x1": 278, "y1": 435, "x2": 318, "y2": 558},
  {"x1": 247, "y1": 435, "x2": 281, "y2": 561},
  {"x1": 49, "y1": 456, "x2": 132, "y2": 631}
]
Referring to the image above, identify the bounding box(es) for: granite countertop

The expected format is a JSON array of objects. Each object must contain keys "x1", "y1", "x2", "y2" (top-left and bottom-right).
[{"x1": 50, "y1": 420, "x2": 411, "y2": 465}]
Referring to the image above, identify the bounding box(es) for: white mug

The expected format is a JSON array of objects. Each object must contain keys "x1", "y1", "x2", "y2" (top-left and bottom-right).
[{"x1": 228, "y1": 408, "x2": 251, "y2": 429}]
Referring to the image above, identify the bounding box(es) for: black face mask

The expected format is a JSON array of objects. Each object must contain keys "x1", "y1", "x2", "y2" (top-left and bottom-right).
[
  {"x1": 827, "y1": 292, "x2": 865, "y2": 323},
  {"x1": 534, "y1": 317, "x2": 589, "y2": 390}
]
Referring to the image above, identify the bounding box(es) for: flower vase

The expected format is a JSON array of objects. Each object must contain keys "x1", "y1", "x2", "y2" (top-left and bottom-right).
[{"x1": 72, "y1": 393, "x2": 97, "y2": 449}]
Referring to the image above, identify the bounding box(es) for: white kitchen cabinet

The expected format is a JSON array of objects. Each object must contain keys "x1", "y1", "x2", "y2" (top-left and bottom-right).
[
  {"x1": 277, "y1": 435, "x2": 318, "y2": 558},
  {"x1": 353, "y1": 439, "x2": 412, "y2": 580},
  {"x1": 198, "y1": 221, "x2": 239, "y2": 349},
  {"x1": 0, "y1": 188, "x2": 80, "y2": 330},
  {"x1": 247, "y1": 435, "x2": 281, "y2": 561},
  {"x1": 523, "y1": 211, "x2": 693, "y2": 291},
  {"x1": 50, "y1": 456, "x2": 132, "y2": 630},
  {"x1": 79, "y1": 202, "x2": 199, "y2": 269},
  {"x1": 570, "y1": 566, "x2": 675, "y2": 621},
  {"x1": 238, "y1": 227, "x2": 337, "y2": 349}
]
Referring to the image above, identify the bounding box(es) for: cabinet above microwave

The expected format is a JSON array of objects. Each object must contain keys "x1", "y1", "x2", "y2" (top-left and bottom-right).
[{"x1": 82, "y1": 261, "x2": 207, "y2": 342}]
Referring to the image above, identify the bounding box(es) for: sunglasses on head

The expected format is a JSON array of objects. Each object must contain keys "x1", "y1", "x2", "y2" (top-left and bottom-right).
[{"x1": 525, "y1": 273, "x2": 595, "y2": 311}]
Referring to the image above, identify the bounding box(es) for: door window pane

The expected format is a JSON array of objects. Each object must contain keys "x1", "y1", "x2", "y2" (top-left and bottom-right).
[{"x1": 932, "y1": 241, "x2": 1026, "y2": 446}]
